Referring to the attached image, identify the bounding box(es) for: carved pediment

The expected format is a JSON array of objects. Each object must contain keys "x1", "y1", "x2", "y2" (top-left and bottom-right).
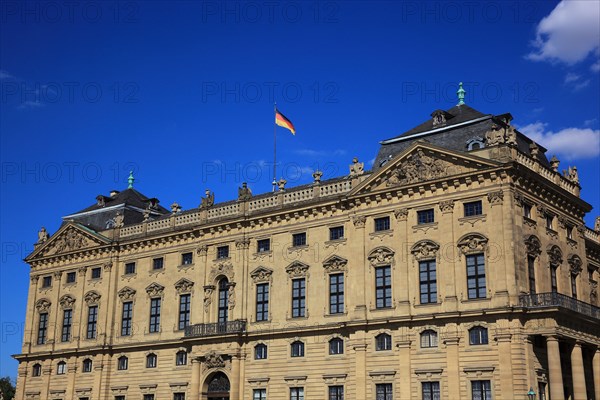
[
  {"x1": 28, "y1": 223, "x2": 110, "y2": 260},
  {"x1": 524, "y1": 235, "x2": 542, "y2": 256},
  {"x1": 349, "y1": 142, "x2": 500, "y2": 197},
  {"x1": 145, "y1": 282, "x2": 165, "y2": 297},
  {"x1": 411, "y1": 240, "x2": 440, "y2": 260},
  {"x1": 457, "y1": 233, "x2": 489, "y2": 255},
  {"x1": 567, "y1": 255, "x2": 583, "y2": 275},
  {"x1": 285, "y1": 261, "x2": 310, "y2": 278},
  {"x1": 35, "y1": 298, "x2": 51, "y2": 312},
  {"x1": 174, "y1": 278, "x2": 194, "y2": 294},
  {"x1": 368, "y1": 247, "x2": 395, "y2": 267},
  {"x1": 209, "y1": 262, "x2": 234, "y2": 282},
  {"x1": 547, "y1": 246, "x2": 563, "y2": 266},
  {"x1": 59, "y1": 295, "x2": 76, "y2": 309},
  {"x1": 323, "y1": 255, "x2": 348, "y2": 272},
  {"x1": 118, "y1": 287, "x2": 136, "y2": 301},
  {"x1": 84, "y1": 291, "x2": 101, "y2": 305},
  {"x1": 250, "y1": 267, "x2": 273, "y2": 283}
]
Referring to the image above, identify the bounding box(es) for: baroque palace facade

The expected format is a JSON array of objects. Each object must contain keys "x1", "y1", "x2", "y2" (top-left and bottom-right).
[{"x1": 14, "y1": 99, "x2": 600, "y2": 400}]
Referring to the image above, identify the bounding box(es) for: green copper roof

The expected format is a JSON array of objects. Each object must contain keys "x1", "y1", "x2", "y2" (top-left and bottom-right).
[
  {"x1": 128, "y1": 171, "x2": 135, "y2": 189},
  {"x1": 457, "y1": 82, "x2": 466, "y2": 106}
]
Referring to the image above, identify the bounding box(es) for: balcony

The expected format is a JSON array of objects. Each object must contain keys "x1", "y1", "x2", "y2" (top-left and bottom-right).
[
  {"x1": 184, "y1": 320, "x2": 246, "y2": 338},
  {"x1": 519, "y1": 292, "x2": 600, "y2": 320}
]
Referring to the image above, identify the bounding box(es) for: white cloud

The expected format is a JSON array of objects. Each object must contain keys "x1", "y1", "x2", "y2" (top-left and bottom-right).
[
  {"x1": 519, "y1": 122, "x2": 600, "y2": 160},
  {"x1": 591, "y1": 60, "x2": 600, "y2": 72},
  {"x1": 573, "y1": 79, "x2": 591, "y2": 90},
  {"x1": 526, "y1": 0, "x2": 600, "y2": 65},
  {"x1": 564, "y1": 73, "x2": 580, "y2": 83},
  {"x1": 563, "y1": 72, "x2": 590, "y2": 90}
]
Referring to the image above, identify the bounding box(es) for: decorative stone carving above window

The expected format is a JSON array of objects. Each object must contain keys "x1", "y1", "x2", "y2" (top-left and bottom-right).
[
  {"x1": 352, "y1": 215, "x2": 366, "y2": 228},
  {"x1": 174, "y1": 278, "x2": 194, "y2": 294},
  {"x1": 439, "y1": 200, "x2": 455, "y2": 214},
  {"x1": 145, "y1": 283, "x2": 165, "y2": 297},
  {"x1": 286, "y1": 261, "x2": 310, "y2": 278},
  {"x1": 410, "y1": 240, "x2": 440, "y2": 261},
  {"x1": 547, "y1": 246, "x2": 563, "y2": 266},
  {"x1": 35, "y1": 298, "x2": 51, "y2": 312},
  {"x1": 457, "y1": 233, "x2": 488, "y2": 256},
  {"x1": 250, "y1": 267, "x2": 273, "y2": 284},
  {"x1": 394, "y1": 208, "x2": 408, "y2": 221},
  {"x1": 513, "y1": 193, "x2": 523, "y2": 207},
  {"x1": 103, "y1": 261, "x2": 113, "y2": 271},
  {"x1": 59, "y1": 295, "x2": 75, "y2": 309},
  {"x1": 201, "y1": 351, "x2": 229, "y2": 370},
  {"x1": 568, "y1": 255, "x2": 583, "y2": 275},
  {"x1": 209, "y1": 261, "x2": 234, "y2": 282},
  {"x1": 386, "y1": 149, "x2": 451, "y2": 186},
  {"x1": 235, "y1": 239, "x2": 250, "y2": 250},
  {"x1": 84, "y1": 291, "x2": 101, "y2": 305},
  {"x1": 196, "y1": 245, "x2": 208, "y2": 256},
  {"x1": 323, "y1": 255, "x2": 348, "y2": 273},
  {"x1": 487, "y1": 190, "x2": 504, "y2": 206},
  {"x1": 118, "y1": 287, "x2": 136, "y2": 301},
  {"x1": 368, "y1": 247, "x2": 395, "y2": 267},
  {"x1": 524, "y1": 235, "x2": 542, "y2": 256}
]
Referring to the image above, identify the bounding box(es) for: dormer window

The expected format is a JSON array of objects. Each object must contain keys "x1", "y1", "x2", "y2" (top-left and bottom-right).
[
  {"x1": 466, "y1": 137, "x2": 485, "y2": 151},
  {"x1": 431, "y1": 109, "x2": 451, "y2": 127}
]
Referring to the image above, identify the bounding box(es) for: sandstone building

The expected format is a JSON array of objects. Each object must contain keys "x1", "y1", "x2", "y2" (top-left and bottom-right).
[{"x1": 14, "y1": 96, "x2": 600, "y2": 400}]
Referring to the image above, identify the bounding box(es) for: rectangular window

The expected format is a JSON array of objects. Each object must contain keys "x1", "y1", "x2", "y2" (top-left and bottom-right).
[
  {"x1": 153, "y1": 257, "x2": 164, "y2": 270},
  {"x1": 143, "y1": 395, "x2": 155, "y2": 400},
  {"x1": 61, "y1": 309, "x2": 72, "y2": 342},
  {"x1": 42, "y1": 276, "x2": 52, "y2": 288},
  {"x1": 181, "y1": 252, "x2": 193, "y2": 265},
  {"x1": 464, "y1": 200, "x2": 483, "y2": 217},
  {"x1": 523, "y1": 203, "x2": 532, "y2": 219},
  {"x1": 528, "y1": 256, "x2": 536, "y2": 295},
  {"x1": 328, "y1": 386, "x2": 344, "y2": 400},
  {"x1": 550, "y1": 266, "x2": 558, "y2": 293},
  {"x1": 125, "y1": 262, "x2": 136, "y2": 275},
  {"x1": 292, "y1": 232, "x2": 306, "y2": 247},
  {"x1": 253, "y1": 389, "x2": 267, "y2": 400},
  {"x1": 422, "y1": 382, "x2": 440, "y2": 400},
  {"x1": 571, "y1": 275, "x2": 577, "y2": 299},
  {"x1": 217, "y1": 245, "x2": 230, "y2": 259},
  {"x1": 87, "y1": 305, "x2": 98, "y2": 339},
  {"x1": 173, "y1": 393, "x2": 185, "y2": 400},
  {"x1": 419, "y1": 260, "x2": 437, "y2": 304},
  {"x1": 290, "y1": 387, "x2": 304, "y2": 400},
  {"x1": 466, "y1": 254, "x2": 486, "y2": 299},
  {"x1": 329, "y1": 273, "x2": 344, "y2": 314},
  {"x1": 471, "y1": 380, "x2": 492, "y2": 400},
  {"x1": 255, "y1": 344, "x2": 267, "y2": 360},
  {"x1": 417, "y1": 209, "x2": 435, "y2": 224},
  {"x1": 91, "y1": 267, "x2": 101, "y2": 279},
  {"x1": 257, "y1": 239, "x2": 270, "y2": 253},
  {"x1": 375, "y1": 266, "x2": 392, "y2": 308},
  {"x1": 66, "y1": 272, "x2": 76, "y2": 283},
  {"x1": 121, "y1": 301, "x2": 133, "y2": 336},
  {"x1": 115, "y1": 396, "x2": 125, "y2": 400},
  {"x1": 256, "y1": 283, "x2": 269, "y2": 322},
  {"x1": 178, "y1": 294, "x2": 191, "y2": 330},
  {"x1": 375, "y1": 383, "x2": 393, "y2": 400},
  {"x1": 291, "y1": 278, "x2": 306, "y2": 318},
  {"x1": 545, "y1": 214, "x2": 553, "y2": 230},
  {"x1": 329, "y1": 226, "x2": 344, "y2": 241},
  {"x1": 374, "y1": 216, "x2": 390, "y2": 232},
  {"x1": 566, "y1": 225, "x2": 573, "y2": 240},
  {"x1": 37, "y1": 312, "x2": 48, "y2": 344},
  {"x1": 149, "y1": 298, "x2": 161, "y2": 333}
]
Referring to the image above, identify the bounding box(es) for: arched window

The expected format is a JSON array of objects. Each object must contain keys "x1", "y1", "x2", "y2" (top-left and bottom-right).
[
  {"x1": 218, "y1": 278, "x2": 229, "y2": 324},
  {"x1": 254, "y1": 343, "x2": 267, "y2": 360},
  {"x1": 291, "y1": 341, "x2": 305, "y2": 357},
  {"x1": 469, "y1": 326, "x2": 488, "y2": 345},
  {"x1": 175, "y1": 350, "x2": 187, "y2": 366},
  {"x1": 146, "y1": 353, "x2": 157, "y2": 368},
  {"x1": 32, "y1": 363, "x2": 42, "y2": 377},
  {"x1": 56, "y1": 361, "x2": 67, "y2": 375},
  {"x1": 207, "y1": 371, "x2": 231, "y2": 393},
  {"x1": 375, "y1": 333, "x2": 392, "y2": 351},
  {"x1": 117, "y1": 356, "x2": 128, "y2": 370},
  {"x1": 329, "y1": 337, "x2": 344, "y2": 355},
  {"x1": 82, "y1": 358, "x2": 93, "y2": 373},
  {"x1": 420, "y1": 330, "x2": 438, "y2": 348}
]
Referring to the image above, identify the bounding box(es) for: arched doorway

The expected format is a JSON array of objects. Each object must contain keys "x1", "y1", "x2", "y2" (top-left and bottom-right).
[{"x1": 206, "y1": 371, "x2": 230, "y2": 400}]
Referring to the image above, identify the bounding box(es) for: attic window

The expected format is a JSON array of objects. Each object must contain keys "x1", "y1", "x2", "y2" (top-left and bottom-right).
[
  {"x1": 431, "y1": 109, "x2": 452, "y2": 128},
  {"x1": 466, "y1": 137, "x2": 485, "y2": 151}
]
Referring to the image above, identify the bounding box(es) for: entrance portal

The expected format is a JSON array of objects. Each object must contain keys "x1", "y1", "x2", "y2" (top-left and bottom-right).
[{"x1": 206, "y1": 371, "x2": 230, "y2": 400}]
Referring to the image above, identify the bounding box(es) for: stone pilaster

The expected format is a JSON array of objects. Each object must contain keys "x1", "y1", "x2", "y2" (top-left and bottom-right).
[
  {"x1": 546, "y1": 336, "x2": 564, "y2": 400},
  {"x1": 397, "y1": 340, "x2": 411, "y2": 400},
  {"x1": 570, "y1": 342, "x2": 586, "y2": 400}
]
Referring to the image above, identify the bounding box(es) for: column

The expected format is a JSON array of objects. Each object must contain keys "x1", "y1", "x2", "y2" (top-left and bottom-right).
[
  {"x1": 570, "y1": 342, "x2": 586, "y2": 400},
  {"x1": 230, "y1": 354, "x2": 240, "y2": 400},
  {"x1": 190, "y1": 358, "x2": 201, "y2": 400},
  {"x1": 238, "y1": 347, "x2": 246, "y2": 399},
  {"x1": 354, "y1": 341, "x2": 367, "y2": 399},
  {"x1": 497, "y1": 333, "x2": 514, "y2": 397},
  {"x1": 546, "y1": 336, "x2": 564, "y2": 400},
  {"x1": 445, "y1": 337, "x2": 461, "y2": 400},
  {"x1": 593, "y1": 348, "x2": 600, "y2": 400},
  {"x1": 92, "y1": 354, "x2": 105, "y2": 400},
  {"x1": 397, "y1": 340, "x2": 411, "y2": 400}
]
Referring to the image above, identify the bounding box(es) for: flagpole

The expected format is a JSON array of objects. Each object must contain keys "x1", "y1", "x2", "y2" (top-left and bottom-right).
[{"x1": 273, "y1": 103, "x2": 277, "y2": 192}]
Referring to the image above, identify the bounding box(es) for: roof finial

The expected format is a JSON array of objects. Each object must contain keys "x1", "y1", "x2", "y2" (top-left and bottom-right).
[
  {"x1": 127, "y1": 171, "x2": 134, "y2": 189},
  {"x1": 457, "y1": 82, "x2": 466, "y2": 106}
]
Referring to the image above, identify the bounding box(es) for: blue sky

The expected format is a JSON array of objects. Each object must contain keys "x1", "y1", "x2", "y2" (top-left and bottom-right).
[{"x1": 1, "y1": 0, "x2": 599, "y2": 379}]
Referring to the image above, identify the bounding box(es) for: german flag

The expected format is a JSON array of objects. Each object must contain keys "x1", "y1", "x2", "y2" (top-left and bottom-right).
[{"x1": 275, "y1": 108, "x2": 296, "y2": 135}]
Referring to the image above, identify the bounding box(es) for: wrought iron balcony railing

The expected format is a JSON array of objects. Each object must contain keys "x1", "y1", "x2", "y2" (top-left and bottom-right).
[
  {"x1": 519, "y1": 292, "x2": 600, "y2": 320},
  {"x1": 184, "y1": 320, "x2": 246, "y2": 338}
]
